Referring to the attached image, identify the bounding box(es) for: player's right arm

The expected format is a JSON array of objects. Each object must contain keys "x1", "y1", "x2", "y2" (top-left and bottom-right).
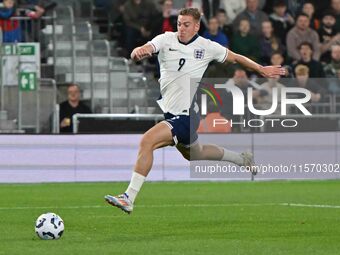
[
  {"x1": 130, "y1": 44, "x2": 154, "y2": 62},
  {"x1": 131, "y1": 32, "x2": 170, "y2": 62}
]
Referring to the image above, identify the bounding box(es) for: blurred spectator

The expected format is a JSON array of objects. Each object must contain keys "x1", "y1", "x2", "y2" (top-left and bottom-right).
[
  {"x1": 324, "y1": 44, "x2": 340, "y2": 77},
  {"x1": 269, "y1": 0, "x2": 295, "y2": 45},
  {"x1": 0, "y1": 0, "x2": 22, "y2": 42},
  {"x1": 294, "y1": 64, "x2": 327, "y2": 102},
  {"x1": 325, "y1": 45, "x2": 340, "y2": 94},
  {"x1": 258, "y1": 76, "x2": 286, "y2": 111},
  {"x1": 109, "y1": 0, "x2": 127, "y2": 24},
  {"x1": 107, "y1": 0, "x2": 127, "y2": 48},
  {"x1": 286, "y1": 13, "x2": 321, "y2": 62},
  {"x1": 331, "y1": 0, "x2": 340, "y2": 32},
  {"x1": 267, "y1": 0, "x2": 326, "y2": 19},
  {"x1": 286, "y1": 0, "x2": 305, "y2": 18},
  {"x1": 216, "y1": 8, "x2": 233, "y2": 39},
  {"x1": 184, "y1": 0, "x2": 202, "y2": 10},
  {"x1": 203, "y1": 17, "x2": 228, "y2": 46},
  {"x1": 319, "y1": 10, "x2": 340, "y2": 62},
  {"x1": 201, "y1": 0, "x2": 220, "y2": 20},
  {"x1": 270, "y1": 51, "x2": 284, "y2": 65},
  {"x1": 294, "y1": 42, "x2": 325, "y2": 77},
  {"x1": 153, "y1": 0, "x2": 177, "y2": 36},
  {"x1": 59, "y1": 84, "x2": 92, "y2": 133},
  {"x1": 309, "y1": 1, "x2": 333, "y2": 20},
  {"x1": 17, "y1": 0, "x2": 56, "y2": 43},
  {"x1": 220, "y1": 69, "x2": 267, "y2": 123},
  {"x1": 232, "y1": 19, "x2": 260, "y2": 62},
  {"x1": 219, "y1": 0, "x2": 246, "y2": 24},
  {"x1": 123, "y1": 0, "x2": 158, "y2": 55},
  {"x1": 302, "y1": 2, "x2": 320, "y2": 30},
  {"x1": 232, "y1": 0, "x2": 269, "y2": 38},
  {"x1": 232, "y1": 69, "x2": 258, "y2": 91},
  {"x1": 17, "y1": 0, "x2": 47, "y2": 19},
  {"x1": 202, "y1": 14, "x2": 230, "y2": 78},
  {"x1": 259, "y1": 20, "x2": 285, "y2": 65}
]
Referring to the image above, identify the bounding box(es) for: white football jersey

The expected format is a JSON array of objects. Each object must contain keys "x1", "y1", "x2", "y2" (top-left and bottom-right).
[{"x1": 148, "y1": 32, "x2": 228, "y2": 115}]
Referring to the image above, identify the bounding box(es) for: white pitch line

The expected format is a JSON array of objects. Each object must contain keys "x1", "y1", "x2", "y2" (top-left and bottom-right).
[
  {"x1": 137, "y1": 203, "x2": 278, "y2": 208},
  {"x1": 279, "y1": 203, "x2": 340, "y2": 209},
  {"x1": 0, "y1": 203, "x2": 340, "y2": 211}
]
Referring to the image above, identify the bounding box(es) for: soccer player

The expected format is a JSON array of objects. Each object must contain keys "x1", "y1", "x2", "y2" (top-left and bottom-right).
[{"x1": 105, "y1": 8, "x2": 285, "y2": 214}]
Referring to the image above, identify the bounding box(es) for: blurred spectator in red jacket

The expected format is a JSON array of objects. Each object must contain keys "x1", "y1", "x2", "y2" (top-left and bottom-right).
[{"x1": 0, "y1": 0, "x2": 22, "y2": 42}]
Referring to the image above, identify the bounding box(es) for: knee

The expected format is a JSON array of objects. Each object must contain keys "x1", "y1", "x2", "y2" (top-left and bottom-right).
[
  {"x1": 190, "y1": 146, "x2": 206, "y2": 161},
  {"x1": 189, "y1": 153, "x2": 200, "y2": 161},
  {"x1": 139, "y1": 134, "x2": 155, "y2": 151},
  {"x1": 181, "y1": 149, "x2": 201, "y2": 161}
]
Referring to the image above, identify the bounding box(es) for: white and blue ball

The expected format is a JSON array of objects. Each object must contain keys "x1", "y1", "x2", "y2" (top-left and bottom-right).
[{"x1": 35, "y1": 212, "x2": 64, "y2": 240}]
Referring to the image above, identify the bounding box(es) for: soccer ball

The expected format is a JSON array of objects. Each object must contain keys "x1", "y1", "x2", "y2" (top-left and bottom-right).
[{"x1": 35, "y1": 212, "x2": 64, "y2": 240}]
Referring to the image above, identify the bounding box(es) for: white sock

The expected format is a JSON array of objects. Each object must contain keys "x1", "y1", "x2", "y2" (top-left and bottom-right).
[
  {"x1": 221, "y1": 148, "x2": 244, "y2": 166},
  {"x1": 125, "y1": 172, "x2": 146, "y2": 203}
]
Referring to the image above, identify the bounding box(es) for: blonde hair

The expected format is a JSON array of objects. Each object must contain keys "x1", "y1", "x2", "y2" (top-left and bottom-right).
[
  {"x1": 179, "y1": 8, "x2": 201, "y2": 22},
  {"x1": 295, "y1": 65, "x2": 309, "y2": 75}
]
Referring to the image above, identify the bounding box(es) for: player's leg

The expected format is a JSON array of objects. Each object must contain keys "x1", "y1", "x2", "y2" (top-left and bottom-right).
[
  {"x1": 133, "y1": 121, "x2": 174, "y2": 176},
  {"x1": 176, "y1": 143, "x2": 223, "y2": 161},
  {"x1": 177, "y1": 142, "x2": 254, "y2": 168},
  {"x1": 175, "y1": 111, "x2": 254, "y2": 168},
  {"x1": 105, "y1": 122, "x2": 174, "y2": 213}
]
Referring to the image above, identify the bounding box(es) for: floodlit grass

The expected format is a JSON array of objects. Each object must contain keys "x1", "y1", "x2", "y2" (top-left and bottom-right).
[{"x1": 0, "y1": 180, "x2": 340, "y2": 255}]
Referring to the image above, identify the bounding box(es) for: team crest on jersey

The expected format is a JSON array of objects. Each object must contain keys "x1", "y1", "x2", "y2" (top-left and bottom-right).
[{"x1": 194, "y1": 49, "x2": 205, "y2": 60}]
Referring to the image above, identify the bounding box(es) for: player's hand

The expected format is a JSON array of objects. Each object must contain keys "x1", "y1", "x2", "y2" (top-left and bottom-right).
[
  {"x1": 131, "y1": 46, "x2": 152, "y2": 61},
  {"x1": 259, "y1": 65, "x2": 286, "y2": 78}
]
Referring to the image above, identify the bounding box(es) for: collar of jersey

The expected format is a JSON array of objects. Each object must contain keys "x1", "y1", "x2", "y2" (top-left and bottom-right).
[{"x1": 177, "y1": 34, "x2": 199, "y2": 45}]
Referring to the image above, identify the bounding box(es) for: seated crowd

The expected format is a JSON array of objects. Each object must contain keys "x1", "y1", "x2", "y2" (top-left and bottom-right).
[{"x1": 98, "y1": 0, "x2": 340, "y2": 97}]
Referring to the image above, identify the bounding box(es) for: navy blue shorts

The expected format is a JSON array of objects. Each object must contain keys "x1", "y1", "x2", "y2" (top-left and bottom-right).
[{"x1": 163, "y1": 110, "x2": 200, "y2": 147}]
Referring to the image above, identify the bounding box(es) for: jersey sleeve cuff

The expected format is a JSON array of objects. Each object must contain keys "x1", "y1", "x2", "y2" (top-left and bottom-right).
[
  {"x1": 148, "y1": 42, "x2": 157, "y2": 53},
  {"x1": 221, "y1": 49, "x2": 228, "y2": 63}
]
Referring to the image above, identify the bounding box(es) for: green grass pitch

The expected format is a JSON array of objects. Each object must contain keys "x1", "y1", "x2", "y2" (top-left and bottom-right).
[{"x1": 0, "y1": 180, "x2": 339, "y2": 255}]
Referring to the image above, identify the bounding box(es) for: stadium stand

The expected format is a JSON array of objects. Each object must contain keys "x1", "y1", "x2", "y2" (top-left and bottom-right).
[{"x1": 0, "y1": 0, "x2": 339, "y2": 133}]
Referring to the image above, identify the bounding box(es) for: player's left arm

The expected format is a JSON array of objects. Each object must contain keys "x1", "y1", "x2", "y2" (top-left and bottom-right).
[{"x1": 225, "y1": 50, "x2": 286, "y2": 78}]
